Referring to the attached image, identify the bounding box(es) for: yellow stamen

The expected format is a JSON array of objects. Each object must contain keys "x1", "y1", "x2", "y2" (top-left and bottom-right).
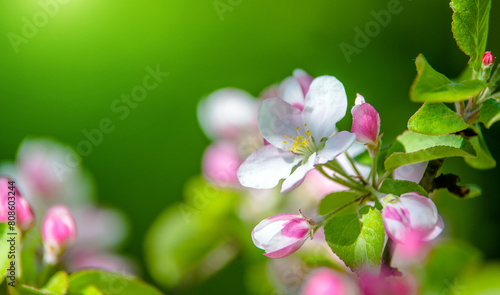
[{"x1": 282, "y1": 125, "x2": 317, "y2": 155}]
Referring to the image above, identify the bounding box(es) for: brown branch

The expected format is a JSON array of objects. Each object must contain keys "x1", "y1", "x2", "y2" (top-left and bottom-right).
[{"x1": 419, "y1": 158, "x2": 445, "y2": 193}]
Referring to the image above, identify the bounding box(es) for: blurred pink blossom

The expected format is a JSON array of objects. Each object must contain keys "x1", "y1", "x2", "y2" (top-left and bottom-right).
[
  {"x1": 0, "y1": 177, "x2": 35, "y2": 231},
  {"x1": 302, "y1": 268, "x2": 357, "y2": 295},
  {"x1": 202, "y1": 142, "x2": 242, "y2": 186},
  {"x1": 42, "y1": 205, "x2": 77, "y2": 264},
  {"x1": 358, "y1": 271, "x2": 417, "y2": 295}
]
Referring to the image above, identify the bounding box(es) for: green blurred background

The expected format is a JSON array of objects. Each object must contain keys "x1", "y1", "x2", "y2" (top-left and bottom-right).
[{"x1": 1, "y1": 0, "x2": 499, "y2": 293}]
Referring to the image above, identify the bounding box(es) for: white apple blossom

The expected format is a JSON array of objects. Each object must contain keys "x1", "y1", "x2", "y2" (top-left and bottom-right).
[{"x1": 238, "y1": 76, "x2": 356, "y2": 192}]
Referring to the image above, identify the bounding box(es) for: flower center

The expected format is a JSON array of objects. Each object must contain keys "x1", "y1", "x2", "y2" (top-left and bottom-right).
[{"x1": 283, "y1": 124, "x2": 317, "y2": 156}]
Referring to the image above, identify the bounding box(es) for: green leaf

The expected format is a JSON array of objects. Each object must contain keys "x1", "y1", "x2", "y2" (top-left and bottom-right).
[
  {"x1": 464, "y1": 126, "x2": 495, "y2": 169},
  {"x1": 319, "y1": 191, "x2": 360, "y2": 215},
  {"x1": 379, "y1": 179, "x2": 428, "y2": 197},
  {"x1": 480, "y1": 98, "x2": 500, "y2": 128},
  {"x1": 324, "y1": 206, "x2": 385, "y2": 272},
  {"x1": 0, "y1": 223, "x2": 11, "y2": 285},
  {"x1": 18, "y1": 285, "x2": 55, "y2": 295},
  {"x1": 68, "y1": 270, "x2": 163, "y2": 295},
  {"x1": 464, "y1": 184, "x2": 482, "y2": 198},
  {"x1": 450, "y1": 0, "x2": 491, "y2": 71},
  {"x1": 384, "y1": 131, "x2": 476, "y2": 171},
  {"x1": 491, "y1": 63, "x2": 500, "y2": 87},
  {"x1": 78, "y1": 285, "x2": 104, "y2": 295},
  {"x1": 144, "y1": 176, "x2": 240, "y2": 289},
  {"x1": 42, "y1": 271, "x2": 69, "y2": 295},
  {"x1": 410, "y1": 54, "x2": 486, "y2": 103},
  {"x1": 408, "y1": 103, "x2": 468, "y2": 135}
]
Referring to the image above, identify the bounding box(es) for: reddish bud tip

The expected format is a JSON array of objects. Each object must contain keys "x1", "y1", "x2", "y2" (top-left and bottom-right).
[{"x1": 483, "y1": 51, "x2": 495, "y2": 66}]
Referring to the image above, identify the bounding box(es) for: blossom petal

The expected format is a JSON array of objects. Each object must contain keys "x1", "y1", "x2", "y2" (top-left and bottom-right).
[
  {"x1": 281, "y1": 153, "x2": 317, "y2": 193},
  {"x1": 293, "y1": 68, "x2": 313, "y2": 98},
  {"x1": 354, "y1": 93, "x2": 365, "y2": 105},
  {"x1": 382, "y1": 209, "x2": 407, "y2": 242},
  {"x1": 424, "y1": 215, "x2": 444, "y2": 241},
  {"x1": 258, "y1": 97, "x2": 305, "y2": 150},
  {"x1": 317, "y1": 131, "x2": 356, "y2": 164},
  {"x1": 281, "y1": 218, "x2": 311, "y2": 238},
  {"x1": 197, "y1": 88, "x2": 257, "y2": 140},
  {"x1": 279, "y1": 76, "x2": 305, "y2": 110},
  {"x1": 252, "y1": 219, "x2": 290, "y2": 249},
  {"x1": 399, "y1": 193, "x2": 438, "y2": 231},
  {"x1": 252, "y1": 214, "x2": 299, "y2": 247},
  {"x1": 238, "y1": 145, "x2": 301, "y2": 189},
  {"x1": 303, "y1": 76, "x2": 347, "y2": 140},
  {"x1": 252, "y1": 214, "x2": 311, "y2": 257},
  {"x1": 351, "y1": 102, "x2": 380, "y2": 145},
  {"x1": 264, "y1": 238, "x2": 307, "y2": 258},
  {"x1": 393, "y1": 162, "x2": 428, "y2": 184}
]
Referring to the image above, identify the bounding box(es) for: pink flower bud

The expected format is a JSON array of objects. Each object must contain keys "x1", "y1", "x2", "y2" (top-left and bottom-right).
[
  {"x1": 0, "y1": 177, "x2": 35, "y2": 231},
  {"x1": 302, "y1": 268, "x2": 356, "y2": 295},
  {"x1": 351, "y1": 94, "x2": 380, "y2": 145},
  {"x1": 17, "y1": 197, "x2": 35, "y2": 231},
  {"x1": 382, "y1": 193, "x2": 444, "y2": 244},
  {"x1": 252, "y1": 213, "x2": 314, "y2": 258},
  {"x1": 483, "y1": 51, "x2": 495, "y2": 66},
  {"x1": 202, "y1": 142, "x2": 242, "y2": 186},
  {"x1": 42, "y1": 205, "x2": 77, "y2": 264},
  {"x1": 0, "y1": 177, "x2": 18, "y2": 222}
]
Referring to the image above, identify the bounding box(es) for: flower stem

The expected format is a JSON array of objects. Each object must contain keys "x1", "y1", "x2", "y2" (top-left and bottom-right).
[
  {"x1": 371, "y1": 150, "x2": 378, "y2": 189},
  {"x1": 455, "y1": 101, "x2": 465, "y2": 116},
  {"x1": 316, "y1": 165, "x2": 365, "y2": 192},
  {"x1": 324, "y1": 161, "x2": 361, "y2": 188},
  {"x1": 418, "y1": 158, "x2": 445, "y2": 193},
  {"x1": 316, "y1": 194, "x2": 367, "y2": 225},
  {"x1": 38, "y1": 262, "x2": 56, "y2": 287},
  {"x1": 381, "y1": 238, "x2": 396, "y2": 275},
  {"x1": 376, "y1": 170, "x2": 391, "y2": 189},
  {"x1": 345, "y1": 153, "x2": 366, "y2": 184}
]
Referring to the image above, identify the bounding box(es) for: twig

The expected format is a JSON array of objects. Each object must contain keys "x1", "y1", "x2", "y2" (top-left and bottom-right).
[{"x1": 419, "y1": 158, "x2": 445, "y2": 192}]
